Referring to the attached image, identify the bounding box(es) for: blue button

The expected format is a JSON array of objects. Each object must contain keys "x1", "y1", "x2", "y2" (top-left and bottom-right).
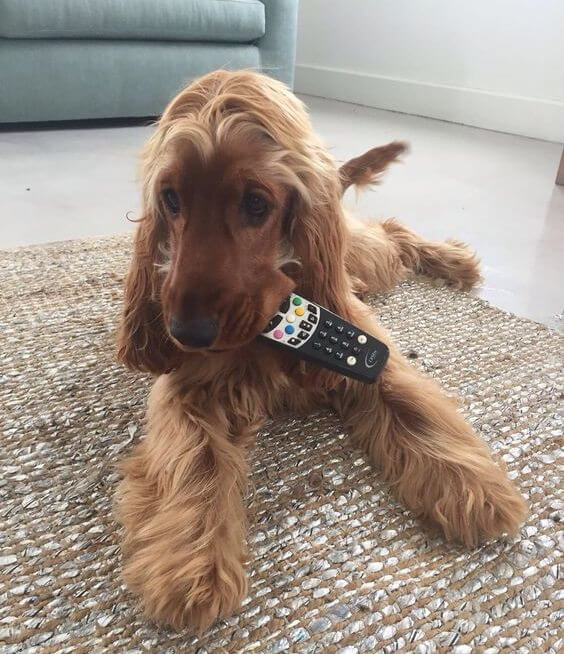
[{"x1": 285, "y1": 324, "x2": 295, "y2": 335}]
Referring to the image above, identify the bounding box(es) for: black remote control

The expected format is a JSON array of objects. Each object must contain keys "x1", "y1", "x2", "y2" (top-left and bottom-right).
[{"x1": 260, "y1": 293, "x2": 389, "y2": 383}]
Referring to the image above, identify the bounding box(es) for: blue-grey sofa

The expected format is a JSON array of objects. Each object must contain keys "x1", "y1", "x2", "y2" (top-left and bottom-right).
[{"x1": 0, "y1": 0, "x2": 298, "y2": 123}]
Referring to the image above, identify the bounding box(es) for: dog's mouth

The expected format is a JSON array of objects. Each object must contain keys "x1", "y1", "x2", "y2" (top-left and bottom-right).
[
  {"x1": 164, "y1": 282, "x2": 295, "y2": 354},
  {"x1": 169, "y1": 332, "x2": 262, "y2": 354}
]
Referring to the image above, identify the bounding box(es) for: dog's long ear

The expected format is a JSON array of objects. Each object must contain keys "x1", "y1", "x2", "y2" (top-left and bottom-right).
[
  {"x1": 290, "y1": 194, "x2": 350, "y2": 316},
  {"x1": 339, "y1": 141, "x2": 407, "y2": 194},
  {"x1": 287, "y1": 155, "x2": 354, "y2": 390},
  {"x1": 116, "y1": 214, "x2": 177, "y2": 374}
]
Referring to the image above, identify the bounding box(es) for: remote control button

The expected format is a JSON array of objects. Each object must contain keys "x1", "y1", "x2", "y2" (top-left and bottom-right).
[
  {"x1": 286, "y1": 314, "x2": 296, "y2": 323},
  {"x1": 279, "y1": 298, "x2": 290, "y2": 313},
  {"x1": 358, "y1": 334, "x2": 367, "y2": 344},
  {"x1": 318, "y1": 330, "x2": 328, "y2": 339},
  {"x1": 273, "y1": 329, "x2": 283, "y2": 339},
  {"x1": 285, "y1": 325, "x2": 295, "y2": 335},
  {"x1": 300, "y1": 321, "x2": 313, "y2": 331},
  {"x1": 341, "y1": 340, "x2": 350, "y2": 349},
  {"x1": 288, "y1": 337, "x2": 300, "y2": 345},
  {"x1": 335, "y1": 325, "x2": 344, "y2": 334},
  {"x1": 334, "y1": 351, "x2": 344, "y2": 360},
  {"x1": 324, "y1": 346, "x2": 333, "y2": 355},
  {"x1": 295, "y1": 307, "x2": 305, "y2": 316},
  {"x1": 307, "y1": 304, "x2": 318, "y2": 314},
  {"x1": 312, "y1": 341, "x2": 321, "y2": 350},
  {"x1": 347, "y1": 355, "x2": 357, "y2": 366},
  {"x1": 329, "y1": 335, "x2": 339, "y2": 344},
  {"x1": 324, "y1": 319, "x2": 333, "y2": 328},
  {"x1": 307, "y1": 314, "x2": 318, "y2": 324},
  {"x1": 298, "y1": 330, "x2": 309, "y2": 339},
  {"x1": 352, "y1": 346, "x2": 361, "y2": 354},
  {"x1": 263, "y1": 314, "x2": 283, "y2": 333},
  {"x1": 346, "y1": 329, "x2": 355, "y2": 339},
  {"x1": 292, "y1": 296, "x2": 303, "y2": 306}
]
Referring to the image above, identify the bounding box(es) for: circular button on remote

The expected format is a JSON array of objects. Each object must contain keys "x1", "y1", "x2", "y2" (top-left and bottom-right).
[
  {"x1": 286, "y1": 314, "x2": 296, "y2": 323},
  {"x1": 273, "y1": 329, "x2": 283, "y2": 339},
  {"x1": 292, "y1": 296, "x2": 302, "y2": 306},
  {"x1": 357, "y1": 334, "x2": 367, "y2": 345},
  {"x1": 347, "y1": 355, "x2": 357, "y2": 366},
  {"x1": 295, "y1": 307, "x2": 305, "y2": 316},
  {"x1": 285, "y1": 325, "x2": 295, "y2": 335}
]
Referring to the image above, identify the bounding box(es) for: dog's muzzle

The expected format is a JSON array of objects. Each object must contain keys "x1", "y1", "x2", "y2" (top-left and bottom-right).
[{"x1": 169, "y1": 316, "x2": 218, "y2": 348}]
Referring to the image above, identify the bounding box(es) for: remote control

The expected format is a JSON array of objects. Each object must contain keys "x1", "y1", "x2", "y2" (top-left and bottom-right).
[{"x1": 260, "y1": 293, "x2": 389, "y2": 383}]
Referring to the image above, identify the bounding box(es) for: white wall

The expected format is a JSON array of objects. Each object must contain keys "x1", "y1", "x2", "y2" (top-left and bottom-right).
[{"x1": 296, "y1": 0, "x2": 564, "y2": 142}]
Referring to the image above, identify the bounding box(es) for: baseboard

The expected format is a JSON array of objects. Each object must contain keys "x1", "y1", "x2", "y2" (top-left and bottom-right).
[{"x1": 295, "y1": 65, "x2": 564, "y2": 143}]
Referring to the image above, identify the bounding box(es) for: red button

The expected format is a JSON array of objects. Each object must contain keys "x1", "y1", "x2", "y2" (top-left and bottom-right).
[{"x1": 273, "y1": 329, "x2": 284, "y2": 339}]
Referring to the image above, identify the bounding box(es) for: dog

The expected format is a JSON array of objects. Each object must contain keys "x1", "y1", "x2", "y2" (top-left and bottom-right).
[{"x1": 115, "y1": 70, "x2": 527, "y2": 632}]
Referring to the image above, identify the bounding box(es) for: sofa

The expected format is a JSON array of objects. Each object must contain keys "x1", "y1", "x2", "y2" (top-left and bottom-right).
[{"x1": 0, "y1": 0, "x2": 298, "y2": 123}]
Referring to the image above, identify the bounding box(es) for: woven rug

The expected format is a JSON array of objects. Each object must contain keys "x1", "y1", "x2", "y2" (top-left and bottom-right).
[{"x1": 1, "y1": 235, "x2": 562, "y2": 654}]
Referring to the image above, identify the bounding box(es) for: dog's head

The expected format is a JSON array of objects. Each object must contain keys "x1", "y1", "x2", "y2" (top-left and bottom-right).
[{"x1": 117, "y1": 70, "x2": 350, "y2": 373}]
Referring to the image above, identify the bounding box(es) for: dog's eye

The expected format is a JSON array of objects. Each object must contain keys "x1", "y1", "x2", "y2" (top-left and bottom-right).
[
  {"x1": 161, "y1": 188, "x2": 180, "y2": 215},
  {"x1": 242, "y1": 192, "x2": 270, "y2": 226}
]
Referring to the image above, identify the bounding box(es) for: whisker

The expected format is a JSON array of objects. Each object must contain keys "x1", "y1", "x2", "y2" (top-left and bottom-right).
[{"x1": 125, "y1": 211, "x2": 145, "y2": 223}]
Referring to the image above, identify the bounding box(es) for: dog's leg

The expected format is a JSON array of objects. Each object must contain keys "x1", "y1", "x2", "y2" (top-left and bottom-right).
[
  {"x1": 116, "y1": 375, "x2": 255, "y2": 632},
  {"x1": 333, "y1": 300, "x2": 527, "y2": 546},
  {"x1": 345, "y1": 217, "x2": 482, "y2": 293}
]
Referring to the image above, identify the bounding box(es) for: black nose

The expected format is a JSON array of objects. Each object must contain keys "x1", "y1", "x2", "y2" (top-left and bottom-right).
[{"x1": 169, "y1": 316, "x2": 218, "y2": 348}]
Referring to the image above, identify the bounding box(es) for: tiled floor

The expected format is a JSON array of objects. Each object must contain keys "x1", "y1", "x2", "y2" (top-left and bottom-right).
[{"x1": 1, "y1": 96, "x2": 562, "y2": 328}]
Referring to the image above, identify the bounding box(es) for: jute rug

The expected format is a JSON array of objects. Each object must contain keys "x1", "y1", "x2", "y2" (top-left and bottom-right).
[{"x1": 1, "y1": 235, "x2": 562, "y2": 654}]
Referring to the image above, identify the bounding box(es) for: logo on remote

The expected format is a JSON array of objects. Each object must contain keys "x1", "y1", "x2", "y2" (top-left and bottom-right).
[{"x1": 365, "y1": 348, "x2": 381, "y2": 368}]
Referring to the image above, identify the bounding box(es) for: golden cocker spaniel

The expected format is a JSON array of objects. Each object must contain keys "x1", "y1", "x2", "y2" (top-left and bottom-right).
[{"x1": 115, "y1": 70, "x2": 527, "y2": 632}]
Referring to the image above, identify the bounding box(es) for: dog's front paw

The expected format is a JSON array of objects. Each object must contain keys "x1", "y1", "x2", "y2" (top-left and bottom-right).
[
  {"x1": 116, "y1": 445, "x2": 248, "y2": 633},
  {"x1": 424, "y1": 464, "x2": 527, "y2": 547},
  {"x1": 124, "y1": 547, "x2": 247, "y2": 632}
]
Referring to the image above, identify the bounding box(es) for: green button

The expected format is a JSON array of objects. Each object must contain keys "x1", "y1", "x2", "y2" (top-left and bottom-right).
[{"x1": 292, "y1": 296, "x2": 302, "y2": 306}]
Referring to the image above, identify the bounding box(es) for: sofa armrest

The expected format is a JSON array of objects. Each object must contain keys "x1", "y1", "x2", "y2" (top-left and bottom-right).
[{"x1": 257, "y1": 0, "x2": 299, "y2": 88}]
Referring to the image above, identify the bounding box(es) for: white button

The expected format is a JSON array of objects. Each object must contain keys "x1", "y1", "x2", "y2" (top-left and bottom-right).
[
  {"x1": 347, "y1": 356, "x2": 357, "y2": 366},
  {"x1": 286, "y1": 314, "x2": 296, "y2": 323},
  {"x1": 357, "y1": 334, "x2": 367, "y2": 344}
]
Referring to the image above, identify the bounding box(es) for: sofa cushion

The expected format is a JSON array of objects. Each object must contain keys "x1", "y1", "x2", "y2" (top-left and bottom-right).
[
  {"x1": 0, "y1": 0, "x2": 265, "y2": 43},
  {"x1": 0, "y1": 40, "x2": 261, "y2": 122}
]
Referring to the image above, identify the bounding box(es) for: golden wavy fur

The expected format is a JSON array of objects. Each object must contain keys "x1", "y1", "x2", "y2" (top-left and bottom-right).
[{"x1": 115, "y1": 70, "x2": 527, "y2": 632}]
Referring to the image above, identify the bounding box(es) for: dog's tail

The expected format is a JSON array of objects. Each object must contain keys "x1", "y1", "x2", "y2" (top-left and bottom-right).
[
  {"x1": 341, "y1": 142, "x2": 482, "y2": 292},
  {"x1": 339, "y1": 141, "x2": 408, "y2": 195}
]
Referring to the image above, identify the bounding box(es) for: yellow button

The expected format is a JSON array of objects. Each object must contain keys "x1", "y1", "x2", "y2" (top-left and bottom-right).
[{"x1": 295, "y1": 307, "x2": 305, "y2": 316}]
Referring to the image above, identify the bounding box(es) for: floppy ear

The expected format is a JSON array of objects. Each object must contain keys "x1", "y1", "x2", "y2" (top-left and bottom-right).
[
  {"x1": 289, "y1": 165, "x2": 352, "y2": 314},
  {"x1": 288, "y1": 161, "x2": 354, "y2": 390},
  {"x1": 116, "y1": 214, "x2": 178, "y2": 374}
]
